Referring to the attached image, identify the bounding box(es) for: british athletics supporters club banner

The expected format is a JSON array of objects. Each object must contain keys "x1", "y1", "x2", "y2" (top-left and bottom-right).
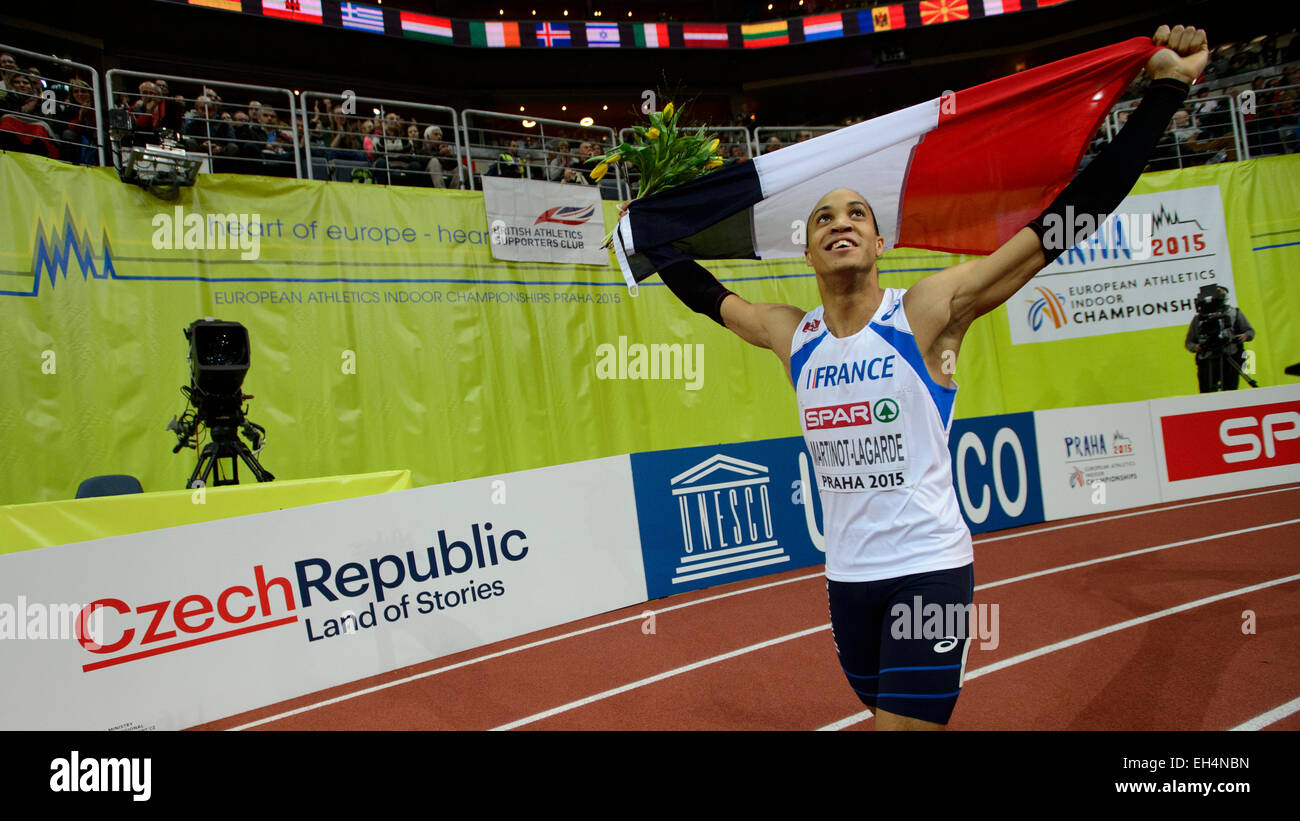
[{"x1": 1, "y1": 385, "x2": 1295, "y2": 729}]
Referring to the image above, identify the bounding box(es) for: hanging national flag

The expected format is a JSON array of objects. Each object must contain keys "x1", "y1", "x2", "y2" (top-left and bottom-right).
[
  {"x1": 632, "y1": 22, "x2": 670, "y2": 48},
  {"x1": 742, "y1": 20, "x2": 789, "y2": 49},
  {"x1": 586, "y1": 23, "x2": 621, "y2": 47},
  {"x1": 682, "y1": 23, "x2": 729, "y2": 48},
  {"x1": 610, "y1": 38, "x2": 1157, "y2": 289},
  {"x1": 188, "y1": 0, "x2": 241, "y2": 10},
  {"x1": 1037, "y1": 0, "x2": 1071, "y2": 6},
  {"x1": 400, "y1": 11, "x2": 453, "y2": 43},
  {"x1": 471, "y1": 20, "x2": 521, "y2": 47},
  {"x1": 340, "y1": 2, "x2": 385, "y2": 33},
  {"x1": 919, "y1": 0, "x2": 969, "y2": 25},
  {"x1": 981, "y1": 0, "x2": 1023, "y2": 15},
  {"x1": 870, "y1": 4, "x2": 906, "y2": 32},
  {"x1": 801, "y1": 13, "x2": 844, "y2": 41},
  {"x1": 535, "y1": 21, "x2": 571, "y2": 47},
  {"x1": 261, "y1": 0, "x2": 323, "y2": 24}
]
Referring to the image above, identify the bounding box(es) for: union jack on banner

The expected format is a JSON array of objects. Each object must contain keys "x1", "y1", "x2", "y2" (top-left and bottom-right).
[{"x1": 536, "y1": 205, "x2": 597, "y2": 226}]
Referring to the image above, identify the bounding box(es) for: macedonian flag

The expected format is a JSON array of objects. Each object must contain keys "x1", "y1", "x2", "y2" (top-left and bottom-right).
[{"x1": 920, "y1": 0, "x2": 970, "y2": 25}]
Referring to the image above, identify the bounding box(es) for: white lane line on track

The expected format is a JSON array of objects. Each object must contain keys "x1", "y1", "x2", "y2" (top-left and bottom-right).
[
  {"x1": 229, "y1": 493, "x2": 1299, "y2": 730},
  {"x1": 973, "y1": 484, "x2": 1300, "y2": 545},
  {"x1": 228, "y1": 570, "x2": 825, "y2": 730},
  {"x1": 821, "y1": 572, "x2": 1300, "y2": 731},
  {"x1": 1231, "y1": 696, "x2": 1300, "y2": 731},
  {"x1": 489, "y1": 625, "x2": 832, "y2": 731},
  {"x1": 978, "y1": 519, "x2": 1300, "y2": 590}
]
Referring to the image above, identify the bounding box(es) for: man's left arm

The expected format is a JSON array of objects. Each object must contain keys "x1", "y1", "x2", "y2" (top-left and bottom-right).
[
  {"x1": 906, "y1": 25, "x2": 1208, "y2": 355},
  {"x1": 1233, "y1": 307, "x2": 1255, "y2": 343}
]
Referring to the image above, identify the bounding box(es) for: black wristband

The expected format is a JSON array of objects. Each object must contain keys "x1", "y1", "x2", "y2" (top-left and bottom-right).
[
  {"x1": 658, "y1": 260, "x2": 734, "y2": 327},
  {"x1": 1028, "y1": 77, "x2": 1191, "y2": 263}
]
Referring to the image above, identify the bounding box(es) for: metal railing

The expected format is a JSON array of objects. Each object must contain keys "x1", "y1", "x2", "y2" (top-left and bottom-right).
[
  {"x1": 0, "y1": 43, "x2": 104, "y2": 166},
  {"x1": 753, "y1": 126, "x2": 840, "y2": 156},
  {"x1": 105, "y1": 69, "x2": 301, "y2": 179},
  {"x1": 461, "y1": 109, "x2": 628, "y2": 200},
  {"x1": 299, "y1": 92, "x2": 464, "y2": 188}
]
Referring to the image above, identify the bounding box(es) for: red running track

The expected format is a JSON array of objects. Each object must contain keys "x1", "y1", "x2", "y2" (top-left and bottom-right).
[{"x1": 192, "y1": 483, "x2": 1300, "y2": 732}]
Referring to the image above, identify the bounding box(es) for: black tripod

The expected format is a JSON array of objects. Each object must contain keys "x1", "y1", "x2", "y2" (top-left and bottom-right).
[
  {"x1": 187, "y1": 421, "x2": 275, "y2": 488},
  {"x1": 1201, "y1": 349, "x2": 1259, "y2": 391}
]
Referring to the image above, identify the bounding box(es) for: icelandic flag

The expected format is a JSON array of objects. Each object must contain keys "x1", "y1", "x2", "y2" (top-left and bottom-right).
[{"x1": 611, "y1": 38, "x2": 1157, "y2": 290}]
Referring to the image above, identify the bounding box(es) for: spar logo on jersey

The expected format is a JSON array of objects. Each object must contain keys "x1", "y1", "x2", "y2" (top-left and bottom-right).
[
  {"x1": 805, "y1": 401, "x2": 872, "y2": 430},
  {"x1": 1027, "y1": 286, "x2": 1068, "y2": 331},
  {"x1": 535, "y1": 204, "x2": 597, "y2": 226}
]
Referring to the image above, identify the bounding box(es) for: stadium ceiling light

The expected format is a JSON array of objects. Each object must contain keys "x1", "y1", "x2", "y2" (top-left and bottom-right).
[
  {"x1": 522, "y1": 120, "x2": 536, "y2": 128},
  {"x1": 561, "y1": 105, "x2": 567, "y2": 111},
  {"x1": 767, "y1": 3, "x2": 773, "y2": 9},
  {"x1": 579, "y1": 117, "x2": 594, "y2": 126},
  {"x1": 520, "y1": 105, "x2": 526, "y2": 111},
  {"x1": 602, "y1": 104, "x2": 608, "y2": 110},
  {"x1": 563, "y1": 9, "x2": 569, "y2": 16}
]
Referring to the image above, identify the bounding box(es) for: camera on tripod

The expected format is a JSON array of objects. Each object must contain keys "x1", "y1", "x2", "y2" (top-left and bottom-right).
[
  {"x1": 1192, "y1": 284, "x2": 1235, "y2": 359},
  {"x1": 166, "y1": 318, "x2": 275, "y2": 488}
]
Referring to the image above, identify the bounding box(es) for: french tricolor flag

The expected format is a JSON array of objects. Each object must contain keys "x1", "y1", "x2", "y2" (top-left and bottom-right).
[{"x1": 613, "y1": 38, "x2": 1156, "y2": 290}]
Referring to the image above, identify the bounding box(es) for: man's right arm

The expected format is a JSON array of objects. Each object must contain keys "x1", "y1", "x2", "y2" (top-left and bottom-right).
[{"x1": 658, "y1": 260, "x2": 804, "y2": 376}]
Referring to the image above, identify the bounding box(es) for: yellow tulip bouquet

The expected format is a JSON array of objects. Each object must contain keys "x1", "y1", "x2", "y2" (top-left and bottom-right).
[{"x1": 587, "y1": 102, "x2": 725, "y2": 247}]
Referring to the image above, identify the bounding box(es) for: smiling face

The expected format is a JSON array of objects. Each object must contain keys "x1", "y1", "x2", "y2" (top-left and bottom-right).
[{"x1": 803, "y1": 188, "x2": 884, "y2": 281}]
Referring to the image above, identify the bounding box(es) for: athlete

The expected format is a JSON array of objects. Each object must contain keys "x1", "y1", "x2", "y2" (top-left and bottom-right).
[{"x1": 649, "y1": 25, "x2": 1208, "y2": 730}]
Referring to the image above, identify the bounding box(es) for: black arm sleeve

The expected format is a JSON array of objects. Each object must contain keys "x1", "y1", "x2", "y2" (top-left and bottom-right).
[
  {"x1": 1028, "y1": 77, "x2": 1191, "y2": 263},
  {"x1": 657, "y1": 260, "x2": 734, "y2": 327}
]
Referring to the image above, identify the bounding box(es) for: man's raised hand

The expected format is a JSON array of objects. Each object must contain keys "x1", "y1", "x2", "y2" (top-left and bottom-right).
[{"x1": 1148, "y1": 25, "x2": 1209, "y2": 85}]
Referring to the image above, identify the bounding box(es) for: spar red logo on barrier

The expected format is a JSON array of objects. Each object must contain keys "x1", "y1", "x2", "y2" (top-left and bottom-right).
[
  {"x1": 1160, "y1": 400, "x2": 1300, "y2": 481},
  {"x1": 76, "y1": 565, "x2": 298, "y2": 673}
]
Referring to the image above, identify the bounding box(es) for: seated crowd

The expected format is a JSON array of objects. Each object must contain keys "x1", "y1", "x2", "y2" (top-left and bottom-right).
[{"x1": 3, "y1": 28, "x2": 1298, "y2": 187}]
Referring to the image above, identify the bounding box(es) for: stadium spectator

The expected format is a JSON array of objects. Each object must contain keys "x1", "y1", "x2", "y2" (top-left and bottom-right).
[
  {"x1": 0, "y1": 53, "x2": 18, "y2": 92},
  {"x1": 182, "y1": 94, "x2": 237, "y2": 167},
  {"x1": 254, "y1": 102, "x2": 294, "y2": 176},
  {"x1": 130, "y1": 80, "x2": 173, "y2": 137},
  {"x1": 0, "y1": 70, "x2": 59, "y2": 159},
  {"x1": 486, "y1": 138, "x2": 527, "y2": 178},
  {"x1": 764, "y1": 135, "x2": 783, "y2": 153},
  {"x1": 546, "y1": 139, "x2": 585, "y2": 183},
  {"x1": 424, "y1": 125, "x2": 459, "y2": 188},
  {"x1": 326, "y1": 105, "x2": 366, "y2": 161},
  {"x1": 57, "y1": 77, "x2": 98, "y2": 164}
]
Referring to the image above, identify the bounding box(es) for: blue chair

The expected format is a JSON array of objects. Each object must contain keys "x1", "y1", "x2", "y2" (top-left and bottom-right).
[{"x1": 76, "y1": 475, "x2": 143, "y2": 499}]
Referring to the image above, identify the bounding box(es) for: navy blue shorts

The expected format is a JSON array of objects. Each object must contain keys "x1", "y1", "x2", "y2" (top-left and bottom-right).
[{"x1": 827, "y1": 563, "x2": 974, "y2": 725}]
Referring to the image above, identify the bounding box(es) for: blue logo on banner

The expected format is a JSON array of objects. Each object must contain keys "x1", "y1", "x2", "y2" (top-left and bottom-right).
[
  {"x1": 630, "y1": 437, "x2": 826, "y2": 600},
  {"x1": 948, "y1": 412, "x2": 1044, "y2": 534}
]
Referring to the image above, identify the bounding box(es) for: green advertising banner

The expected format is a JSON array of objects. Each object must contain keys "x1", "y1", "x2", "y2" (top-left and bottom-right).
[{"x1": 1, "y1": 151, "x2": 1297, "y2": 506}]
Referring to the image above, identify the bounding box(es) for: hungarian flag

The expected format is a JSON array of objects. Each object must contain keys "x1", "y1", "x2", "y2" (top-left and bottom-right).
[{"x1": 611, "y1": 37, "x2": 1157, "y2": 291}]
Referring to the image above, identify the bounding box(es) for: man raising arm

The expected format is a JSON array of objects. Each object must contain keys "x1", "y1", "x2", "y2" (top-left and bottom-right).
[{"x1": 654, "y1": 25, "x2": 1208, "y2": 730}]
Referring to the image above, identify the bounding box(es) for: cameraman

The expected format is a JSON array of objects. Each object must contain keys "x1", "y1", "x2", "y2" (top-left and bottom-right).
[{"x1": 1185, "y1": 285, "x2": 1255, "y2": 392}]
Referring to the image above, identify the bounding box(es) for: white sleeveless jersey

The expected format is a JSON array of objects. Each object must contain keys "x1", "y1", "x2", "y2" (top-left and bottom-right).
[{"x1": 790, "y1": 288, "x2": 973, "y2": 581}]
